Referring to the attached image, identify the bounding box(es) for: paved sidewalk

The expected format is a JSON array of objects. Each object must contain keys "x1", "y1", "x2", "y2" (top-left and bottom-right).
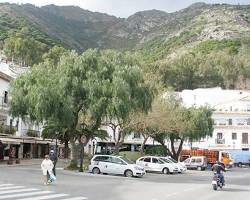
[{"x1": 0, "y1": 159, "x2": 70, "y2": 168}]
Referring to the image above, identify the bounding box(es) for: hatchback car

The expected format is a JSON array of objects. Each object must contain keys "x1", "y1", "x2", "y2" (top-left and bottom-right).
[
  {"x1": 136, "y1": 156, "x2": 179, "y2": 174},
  {"x1": 89, "y1": 155, "x2": 145, "y2": 177}
]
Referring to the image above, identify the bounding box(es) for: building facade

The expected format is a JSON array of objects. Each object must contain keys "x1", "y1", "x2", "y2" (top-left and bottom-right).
[
  {"x1": 0, "y1": 57, "x2": 53, "y2": 160},
  {"x1": 181, "y1": 88, "x2": 250, "y2": 151}
]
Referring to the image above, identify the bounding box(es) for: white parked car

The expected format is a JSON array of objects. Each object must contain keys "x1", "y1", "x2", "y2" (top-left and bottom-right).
[
  {"x1": 89, "y1": 155, "x2": 145, "y2": 177},
  {"x1": 160, "y1": 157, "x2": 187, "y2": 173},
  {"x1": 136, "y1": 156, "x2": 179, "y2": 174}
]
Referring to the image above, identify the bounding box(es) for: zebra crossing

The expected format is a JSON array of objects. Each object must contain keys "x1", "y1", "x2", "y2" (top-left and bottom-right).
[{"x1": 0, "y1": 183, "x2": 88, "y2": 200}]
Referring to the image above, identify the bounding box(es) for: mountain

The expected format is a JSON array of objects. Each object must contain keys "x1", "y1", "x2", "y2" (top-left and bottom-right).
[
  {"x1": 0, "y1": 2, "x2": 249, "y2": 90},
  {"x1": 0, "y1": 2, "x2": 249, "y2": 52}
]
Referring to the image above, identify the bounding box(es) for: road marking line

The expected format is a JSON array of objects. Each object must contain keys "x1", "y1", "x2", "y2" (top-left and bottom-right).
[
  {"x1": 0, "y1": 191, "x2": 53, "y2": 199},
  {"x1": 0, "y1": 186, "x2": 25, "y2": 190},
  {"x1": 166, "y1": 192, "x2": 177, "y2": 197},
  {"x1": 0, "y1": 188, "x2": 38, "y2": 195},
  {"x1": 62, "y1": 197, "x2": 88, "y2": 200},
  {"x1": 0, "y1": 184, "x2": 13, "y2": 187},
  {"x1": 17, "y1": 193, "x2": 69, "y2": 200}
]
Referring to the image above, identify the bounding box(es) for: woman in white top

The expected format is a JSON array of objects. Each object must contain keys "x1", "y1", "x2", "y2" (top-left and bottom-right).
[{"x1": 41, "y1": 154, "x2": 54, "y2": 185}]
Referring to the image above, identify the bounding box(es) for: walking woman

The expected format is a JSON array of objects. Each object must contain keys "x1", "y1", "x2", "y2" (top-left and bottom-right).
[{"x1": 41, "y1": 154, "x2": 54, "y2": 185}]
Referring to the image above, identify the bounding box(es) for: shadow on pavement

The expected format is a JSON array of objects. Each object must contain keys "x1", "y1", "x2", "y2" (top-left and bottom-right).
[{"x1": 221, "y1": 187, "x2": 250, "y2": 192}]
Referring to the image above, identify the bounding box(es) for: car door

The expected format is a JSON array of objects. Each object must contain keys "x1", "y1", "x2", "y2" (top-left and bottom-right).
[
  {"x1": 109, "y1": 157, "x2": 127, "y2": 175},
  {"x1": 140, "y1": 157, "x2": 152, "y2": 171},
  {"x1": 190, "y1": 158, "x2": 197, "y2": 169},
  {"x1": 151, "y1": 157, "x2": 164, "y2": 172},
  {"x1": 98, "y1": 156, "x2": 112, "y2": 173}
]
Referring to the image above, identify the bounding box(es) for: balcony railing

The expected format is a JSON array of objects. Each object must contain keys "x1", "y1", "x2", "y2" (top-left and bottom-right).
[
  {"x1": 215, "y1": 138, "x2": 225, "y2": 144},
  {"x1": 25, "y1": 130, "x2": 40, "y2": 137},
  {"x1": 0, "y1": 125, "x2": 16, "y2": 135}
]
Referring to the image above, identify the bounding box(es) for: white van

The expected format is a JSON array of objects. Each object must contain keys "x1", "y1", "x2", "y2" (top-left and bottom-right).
[
  {"x1": 89, "y1": 155, "x2": 145, "y2": 177},
  {"x1": 183, "y1": 156, "x2": 207, "y2": 170}
]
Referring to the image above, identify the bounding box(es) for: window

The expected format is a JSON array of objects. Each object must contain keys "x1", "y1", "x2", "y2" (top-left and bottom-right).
[
  {"x1": 10, "y1": 119, "x2": 13, "y2": 128},
  {"x1": 16, "y1": 120, "x2": 19, "y2": 131},
  {"x1": 196, "y1": 158, "x2": 202, "y2": 163},
  {"x1": 232, "y1": 133, "x2": 237, "y2": 140},
  {"x1": 242, "y1": 133, "x2": 248, "y2": 144},
  {"x1": 152, "y1": 158, "x2": 164, "y2": 164},
  {"x1": 247, "y1": 104, "x2": 250, "y2": 112},
  {"x1": 217, "y1": 133, "x2": 223, "y2": 139},
  {"x1": 133, "y1": 132, "x2": 141, "y2": 139},
  {"x1": 161, "y1": 158, "x2": 170, "y2": 163},
  {"x1": 191, "y1": 158, "x2": 196, "y2": 163},
  {"x1": 3, "y1": 91, "x2": 8, "y2": 104},
  {"x1": 93, "y1": 156, "x2": 111, "y2": 162},
  {"x1": 228, "y1": 119, "x2": 232, "y2": 125},
  {"x1": 143, "y1": 157, "x2": 151, "y2": 163},
  {"x1": 112, "y1": 157, "x2": 125, "y2": 165}
]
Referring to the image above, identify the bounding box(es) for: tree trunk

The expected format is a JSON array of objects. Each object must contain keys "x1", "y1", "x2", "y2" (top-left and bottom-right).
[
  {"x1": 170, "y1": 135, "x2": 184, "y2": 161},
  {"x1": 140, "y1": 136, "x2": 148, "y2": 156},
  {"x1": 114, "y1": 142, "x2": 122, "y2": 155},
  {"x1": 64, "y1": 140, "x2": 69, "y2": 158},
  {"x1": 69, "y1": 137, "x2": 78, "y2": 169}
]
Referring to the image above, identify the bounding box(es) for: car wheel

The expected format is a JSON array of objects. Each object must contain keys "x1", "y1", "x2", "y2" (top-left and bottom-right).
[
  {"x1": 92, "y1": 167, "x2": 101, "y2": 174},
  {"x1": 162, "y1": 167, "x2": 170, "y2": 174},
  {"x1": 197, "y1": 166, "x2": 202, "y2": 171},
  {"x1": 124, "y1": 170, "x2": 133, "y2": 177}
]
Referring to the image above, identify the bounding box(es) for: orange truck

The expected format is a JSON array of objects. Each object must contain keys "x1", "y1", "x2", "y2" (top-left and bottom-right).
[{"x1": 180, "y1": 149, "x2": 233, "y2": 166}]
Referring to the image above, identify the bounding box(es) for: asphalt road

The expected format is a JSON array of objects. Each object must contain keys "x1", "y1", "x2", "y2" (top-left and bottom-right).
[{"x1": 0, "y1": 163, "x2": 250, "y2": 200}]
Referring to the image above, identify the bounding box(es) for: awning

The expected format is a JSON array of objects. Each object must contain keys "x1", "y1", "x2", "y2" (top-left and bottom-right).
[{"x1": 0, "y1": 138, "x2": 21, "y2": 144}]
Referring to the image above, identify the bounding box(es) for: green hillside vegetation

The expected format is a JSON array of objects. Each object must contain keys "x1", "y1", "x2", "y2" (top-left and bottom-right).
[{"x1": 0, "y1": 2, "x2": 249, "y2": 90}]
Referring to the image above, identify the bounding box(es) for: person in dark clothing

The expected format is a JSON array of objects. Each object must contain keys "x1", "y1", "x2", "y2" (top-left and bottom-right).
[
  {"x1": 212, "y1": 161, "x2": 226, "y2": 185},
  {"x1": 49, "y1": 149, "x2": 58, "y2": 176},
  {"x1": 0, "y1": 140, "x2": 5, "y2": 160}
]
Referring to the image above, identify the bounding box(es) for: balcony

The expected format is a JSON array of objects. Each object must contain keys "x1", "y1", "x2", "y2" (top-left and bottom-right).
[
  {"x1": 215, "y1": 138, "x2": 225, "y2": 144},
  {"x1": 25, "y1": 130, "x2": 40, "y2": 138},
  {"x1": 0, "y1": 125, "x2": 16, "y2": 135}
]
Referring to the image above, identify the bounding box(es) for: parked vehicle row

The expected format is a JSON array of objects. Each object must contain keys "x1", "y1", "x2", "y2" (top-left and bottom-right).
[{"x1": 88, "y1": 155, "x2": 187, "y2": 178}]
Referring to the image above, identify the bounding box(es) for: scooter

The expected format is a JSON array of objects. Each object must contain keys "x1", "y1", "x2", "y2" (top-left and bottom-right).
[{"x1": 212, "y1": 172, "x2": 223, "y2": 190}]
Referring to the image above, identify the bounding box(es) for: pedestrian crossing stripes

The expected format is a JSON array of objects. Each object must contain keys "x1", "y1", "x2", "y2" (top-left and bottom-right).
[{"x1": 0, "y1": 183, "x2": 88, "y2": 200}]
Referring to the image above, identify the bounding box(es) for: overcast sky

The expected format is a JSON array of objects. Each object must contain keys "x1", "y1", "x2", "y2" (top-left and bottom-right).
[{"x1": 0, "y1": 0, "x2": 249, "y2": 17}]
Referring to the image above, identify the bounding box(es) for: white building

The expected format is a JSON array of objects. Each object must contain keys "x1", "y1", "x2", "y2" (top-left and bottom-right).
[
  {"x1": 180, "y1": 87, "x2": 250, "y2": 151},
  {"x1": 0, "y1": 57, "x2": 53, "y2": 160}
]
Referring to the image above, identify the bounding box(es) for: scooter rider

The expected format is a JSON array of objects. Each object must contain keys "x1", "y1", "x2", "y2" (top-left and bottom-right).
[{"x1": 212, "y1": 161, "x2": 226, "y2": 185}]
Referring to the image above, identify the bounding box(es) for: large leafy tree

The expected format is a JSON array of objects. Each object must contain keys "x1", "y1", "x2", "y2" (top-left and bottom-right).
[
  {"x1": 10, "y1": 49, "x2": 154, "y2": 166},
  {"x1": 151, "y1": 94, "x2": 213, "y2": 160},
  {"x1": 95, "y1": 50, "x2": 154, "y2": 154}
]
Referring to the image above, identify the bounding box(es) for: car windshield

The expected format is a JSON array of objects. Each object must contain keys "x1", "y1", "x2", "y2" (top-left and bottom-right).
[
  {"x1": 120, "y1": 157, "x2": 134, "y2": 164},
  {"x1": 160, "y1": 158, "x2": 170, "y2": 163},
  {"x1": 168, "y1": 157, "x2": 178, "y2": 163}
]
